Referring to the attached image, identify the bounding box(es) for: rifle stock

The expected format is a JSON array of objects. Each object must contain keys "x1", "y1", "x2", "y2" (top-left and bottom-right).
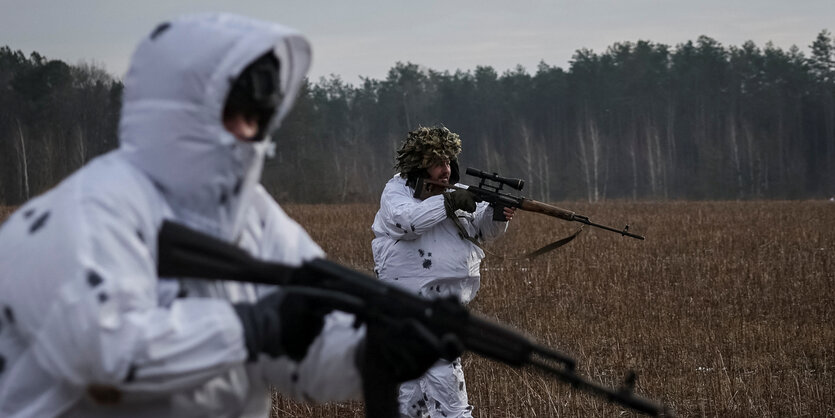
[{"x1": 157, "y1": 221, "x2": 671, "y2": 416}]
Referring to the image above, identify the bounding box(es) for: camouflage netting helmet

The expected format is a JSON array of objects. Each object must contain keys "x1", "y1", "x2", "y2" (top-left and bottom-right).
[{"x1": 394, "y1": 126, "x2": 462, "y2": 177}]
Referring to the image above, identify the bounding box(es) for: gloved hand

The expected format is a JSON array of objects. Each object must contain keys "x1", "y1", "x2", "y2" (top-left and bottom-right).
[
  {"x1": 357, "y1": 318, "x2": 459, "y2": 383},
  {"x1": 356, "y1": 317, "x2": 463, "y2": 416},
  {"x1": 443, "y1": 189, "x2": 479, "y2": 214},
  {"x1": 234, "y1": 289, "x2": 332, "y2": 362}
]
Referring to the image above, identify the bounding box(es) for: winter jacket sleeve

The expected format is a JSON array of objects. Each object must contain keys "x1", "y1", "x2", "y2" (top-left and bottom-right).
[
  {"x1": 244, "y1": 187, "x2": 364, "y2": 402},
  {"x1": 0, "y1": 180, "x2": 248, "y2": 398},
  {"x1": 257, "y1": 313, "x2": 364, "y2": 402},
  {"x1": 373, "y1": 177, "x2": 448, "y2": 241}
]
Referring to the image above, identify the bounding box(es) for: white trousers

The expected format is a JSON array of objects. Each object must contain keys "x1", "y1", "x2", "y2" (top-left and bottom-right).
[{"x1": 397, "y1": 357, "x2": 473, "y2": 418}]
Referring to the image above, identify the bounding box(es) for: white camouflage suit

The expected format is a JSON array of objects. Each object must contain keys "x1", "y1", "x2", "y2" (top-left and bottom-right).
[
  {"x1": 372, "y1": 175, "x2": 509, "y2": 418},
  {"x1": 0, "y1": 14, "x2": 364, "y2": 418}
]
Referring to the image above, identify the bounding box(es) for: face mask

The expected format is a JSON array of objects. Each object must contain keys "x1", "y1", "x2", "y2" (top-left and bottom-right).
[{"x1": 222, "y1": 137, "x2": 270, "y2": 237}]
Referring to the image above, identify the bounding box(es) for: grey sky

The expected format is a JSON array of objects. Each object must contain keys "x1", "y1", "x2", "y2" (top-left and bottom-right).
[{"x1": 2, "y1": 0, "x2": 833, "y2": 84}]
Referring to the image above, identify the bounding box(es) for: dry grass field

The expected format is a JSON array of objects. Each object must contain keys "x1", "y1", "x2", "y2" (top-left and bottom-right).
[
  {"x1": 274, "y1": 201, "x2": 834, "y2": 417},
  {"x1": 1, "y1": 201, "x2": 832, "y2": 417},
  {"x1": 0, "y1": 206, "x2": 14, "y2": 223}
]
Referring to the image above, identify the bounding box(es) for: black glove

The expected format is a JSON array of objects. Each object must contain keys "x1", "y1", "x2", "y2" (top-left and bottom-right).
[
  {"x1": 444, "y1": 189, "x2": 479, "y2": 214},
  {"x1": 357, "y1": 318, "x2": 462, "y2": 383},
  {"x1": 355, "y1": 318, "x2": 463, "y2": 417},
  {"x1": 234, "y1": 289, "x2": 331, "y2": 362}
]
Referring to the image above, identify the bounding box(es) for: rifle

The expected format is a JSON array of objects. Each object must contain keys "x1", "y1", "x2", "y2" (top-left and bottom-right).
[
  {"x1": 157, "y1": 221, "x2": 672, "y2": 417},
  {"x1": 419, "y1": 167, "x2": 645, "y2": 240}
]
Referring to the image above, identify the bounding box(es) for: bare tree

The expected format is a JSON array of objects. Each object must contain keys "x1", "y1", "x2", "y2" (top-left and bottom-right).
[
  {"x1": 728, "y1": 114, "x2": 744, "y2": 199},
  {"x1": 15, "y1": 117, "x2": 30, "y2": 200},
  {"x1": 577, "y1": 109, "x2": 602, "y2": 202}
]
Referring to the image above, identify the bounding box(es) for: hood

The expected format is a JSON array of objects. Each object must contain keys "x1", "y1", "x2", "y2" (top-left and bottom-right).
[{"x1": 118, "y1": 13, "x2": 311, "y2": 239}]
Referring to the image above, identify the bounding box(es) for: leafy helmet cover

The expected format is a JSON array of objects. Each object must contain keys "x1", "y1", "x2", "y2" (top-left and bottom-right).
[{"x1": 394, "y1": 126, "x2": 462, "y2": 177}]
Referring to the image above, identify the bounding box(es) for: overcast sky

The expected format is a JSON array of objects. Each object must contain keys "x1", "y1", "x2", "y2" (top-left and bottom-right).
[{"x1": 2, "y1": 0, "x2": 834, "y2": 84}]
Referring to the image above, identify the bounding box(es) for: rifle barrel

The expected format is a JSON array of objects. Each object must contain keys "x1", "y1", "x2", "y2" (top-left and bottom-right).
[
  {"x1": 525, "y1": 359, "x2": 670, "y2": 417},
  {"x1": 519, "y1": 199, "x2": 646, "y2": 240},
  {"x1": 575, "y1": 216, "x2": 646, "y2": 240}
]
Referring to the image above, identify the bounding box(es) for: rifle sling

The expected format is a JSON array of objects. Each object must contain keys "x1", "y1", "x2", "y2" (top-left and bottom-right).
[{"x1": 446, "y1": 205, "x2": 583, "y2": 260}]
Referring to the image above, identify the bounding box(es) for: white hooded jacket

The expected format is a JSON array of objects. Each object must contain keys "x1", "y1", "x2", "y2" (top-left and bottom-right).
[
  {"x1": 371, "y1": 175, "x2": 508, "y2": 304},
  {"x1": 0, "y1": 13, "x2": 362, "y2": 418}
]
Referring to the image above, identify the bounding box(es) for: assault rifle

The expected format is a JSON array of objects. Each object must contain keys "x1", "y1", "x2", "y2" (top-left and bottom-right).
[
  {"x1": 419, "y1": 167, "x2": 645, "y2": 240},
  {"x1": 157, "y1": 221, "x2": 672, "y2": 417}
]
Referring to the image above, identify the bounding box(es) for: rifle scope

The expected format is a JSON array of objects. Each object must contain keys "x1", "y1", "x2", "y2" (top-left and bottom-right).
[{"x1": 466, "y1": 167, "x2": 525, "y2": 191}]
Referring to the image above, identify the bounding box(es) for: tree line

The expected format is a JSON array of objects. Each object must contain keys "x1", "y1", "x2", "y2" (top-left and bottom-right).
[
  {"x1": 2, "y1": 31, "x2": 833, "y2": 205},
  {"x1": 0, "y1": 46, "x2": 122, "y2": 205}
]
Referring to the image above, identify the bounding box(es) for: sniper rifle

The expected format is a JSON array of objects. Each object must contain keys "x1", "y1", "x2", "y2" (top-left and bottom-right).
[{"x1": 418, "y1": 167, "x2": 645, "y2": 240}]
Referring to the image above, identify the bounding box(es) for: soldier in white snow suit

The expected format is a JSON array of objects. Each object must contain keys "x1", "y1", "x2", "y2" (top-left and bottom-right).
[
  {"x1": 371, "y1": 126, "x2": 516, "y2": 418},
  {"x1": 0, "y1": 13, "x2": 441, "y2": 418}
]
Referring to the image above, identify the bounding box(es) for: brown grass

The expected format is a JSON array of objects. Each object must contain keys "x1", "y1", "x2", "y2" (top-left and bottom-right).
[
  {"x1": 275, "y1": 201, "x2": 834, "y2": 417},
  {"x1": 4, "y1": 202, "x2": 832, "y2": 417},
  {"x1": 0, "y1": 206, "x2": 15, "y2": 223}
]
